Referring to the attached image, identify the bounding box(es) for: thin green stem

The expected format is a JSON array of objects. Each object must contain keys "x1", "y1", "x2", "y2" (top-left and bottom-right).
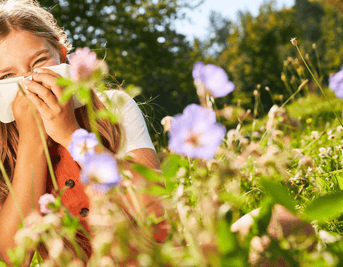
[
  {"x1": 259, "y1": 81, "x2": 308, "y2": 144},
  {"x1": 0, "y1": 160, "x2": 24, "y2": 221},
  {"x1": 266, "y1": 89, "x2": 275, "y2": 105},
  {"x1": 314, "y1": 47, "x2": 322, "y2": 79},
  {"x1": 86, "y1": 95, "x2": 102, "y2": 145},
  {"x1": 251, "y1": 93, "x2": 259, "y2": 141},
  {"x1": 295, "y1": 45, "x2": 343, "y2": 127},
  {"x1": 280, "y1": 80, "x2": 308, "y2": 109},
  {"x1": 18, "y1": 84, "x2": 59, "y2": 191}
]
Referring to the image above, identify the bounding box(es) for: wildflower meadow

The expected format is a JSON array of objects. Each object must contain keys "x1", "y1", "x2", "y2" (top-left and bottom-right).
[{"x1": 4, "y1": 38, "x2": 343, "y2": 267}]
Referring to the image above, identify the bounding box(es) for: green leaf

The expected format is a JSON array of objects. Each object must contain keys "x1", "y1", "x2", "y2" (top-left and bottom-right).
[
  {"x1": 217, "y1": 219, "x2": 238, "y2": 254},
  {"x1": 145, "y1": 185, "x2": 169, "y2": 196},
  {"x1": 161, "y1": 154, "x2": 188, "y2": 179},
  {"x1": 76, "y1": 88, "x2": 92, "y2": 104},
  {"x1": 59, "y1": 85, "x2": 77, "y2": 104},
  {"x1": 96, "y1": 109, "x2": 119, "y2": 124},
  {"x1": 260, "y1": 179, "x2": 296, "y2": 213},
  {"x1": 55, "y1": 77, "x2": 74, "y2": 87},
  {"x1": 251, "y1": 196, "x2": 274, "y2": 236},
  {"x1": 304, "y1": 191, "x2": 343, "y2": 222},
  {"x1": 125, "y1": 84, "x2": 142, "y2": 98},
  {"x1": 131, "y1": 164, "x2": 162, "y2": 183}
]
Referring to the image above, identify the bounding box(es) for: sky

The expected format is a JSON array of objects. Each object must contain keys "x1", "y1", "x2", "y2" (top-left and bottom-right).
[{"x1": 174, "y1": 0, "x2": 295, "y2": 42}]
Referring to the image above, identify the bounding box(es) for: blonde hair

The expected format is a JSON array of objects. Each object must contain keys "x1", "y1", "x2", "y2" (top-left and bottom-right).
[
  {"x1": 0, "y1": 0, "x2": 121, "y2": 207},
  {"x1": 0, "y1": 0, "x2": 121, "y2": 261}
]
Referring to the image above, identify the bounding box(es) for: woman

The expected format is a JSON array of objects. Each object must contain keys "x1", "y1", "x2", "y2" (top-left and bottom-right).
[{"x1": 0, "y1": 0, "x2": 166, "y2": 265}]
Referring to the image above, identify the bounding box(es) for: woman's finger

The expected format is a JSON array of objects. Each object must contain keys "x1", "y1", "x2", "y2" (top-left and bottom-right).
[
  {"x1": 26, "y1": 91, "x2": 53, "y2": 117},
  {"x1": 25, "y1": 79, "x2": 62, "y2": 112},
  {"x1": 31, "y1": 71, "x2": 64, "y2": 99}
]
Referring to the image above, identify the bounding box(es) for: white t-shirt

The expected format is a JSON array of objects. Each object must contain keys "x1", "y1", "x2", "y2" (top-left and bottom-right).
[{"x1": 95, "y1": 90, "x2": 155, "y2": 154}]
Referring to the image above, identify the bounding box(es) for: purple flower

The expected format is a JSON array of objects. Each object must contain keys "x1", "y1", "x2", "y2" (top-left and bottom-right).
[
  {"x1": 69, "y1": 47, "x2": 98, "y2": 81},
  {"x1": 192, "y1": 62, "x2": 235, "y2": 98},
  {"x1": 329, "y1": 68, "x2": 343, "y2": 99},
  {"x1": 168, "y1": 104, "x2": 226, "y2": 159},
  {"x1": 38, "y1": 194, "x2": 56, "y2": 214},
  {"x1": 68, "y1": 129, "x2": 99, "y2": 163},
  {"x1": 80, "y1": 153, "x2": 121, "y2": 193}
]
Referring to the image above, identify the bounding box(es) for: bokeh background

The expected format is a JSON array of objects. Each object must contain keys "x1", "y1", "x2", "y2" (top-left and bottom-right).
[{"x1": 38, "y1": 0, "x2": 343, "y2": 138}]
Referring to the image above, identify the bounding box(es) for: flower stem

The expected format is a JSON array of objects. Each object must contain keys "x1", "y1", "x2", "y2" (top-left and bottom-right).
[
  {"x1": 0, "y1": 160, "x2": 24, "y2": 221},
  {"x1": 18, "y1": 84, "x2": 59, "y2": 192},
  {"x1": 86, "y1": 92, "x2": 102, "y2": 147},
  {"x1": 294, "y1": 45, "x2": 343, "y2": 127}
]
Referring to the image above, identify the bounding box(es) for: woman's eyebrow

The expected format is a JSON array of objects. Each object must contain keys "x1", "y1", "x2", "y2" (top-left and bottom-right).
[{"x1": 0, "y1": 49, "x2": 50, "y2": 74}]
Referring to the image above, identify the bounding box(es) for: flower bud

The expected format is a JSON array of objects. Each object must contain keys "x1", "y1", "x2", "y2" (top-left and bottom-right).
[
  {"x1": 281, "y1": 73, "x2": 287, "y2": 82},
  {"x1": 291, "y1": 38, "x2": 297, "y2": 46},
  {"x1": 312, "y1": 43, "x2": 316, "y2": 49},
  {"x1": 253, "y1": 90, "x2": 259, "y2": 97},
  {"x1": 161, "y1": 116, "x2": 174, "y2": 133}
]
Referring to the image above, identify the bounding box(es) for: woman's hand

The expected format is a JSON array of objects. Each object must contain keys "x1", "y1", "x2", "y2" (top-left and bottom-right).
[
  {"x1": 12, "y1": 85, "x2": 48, "y2": 143},
  {"x1": 24, "y1": 68, "x2": 81, "y2": 148}
]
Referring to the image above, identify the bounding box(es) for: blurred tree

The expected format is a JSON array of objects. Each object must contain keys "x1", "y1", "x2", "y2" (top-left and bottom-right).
[
  {"x1": 294, "y1": 0, "x2": 325, "y2": 42},
  {"x1": 323, "y1": 0, "x2": 343, "y2": 14},
  {"x1": 214, "y1": 2, "x2": 302, "y2": 111},
  {"x1": 39, "y1": 0, "x2": 204, "y2": 133},
  {"x1": 319, "y1": 1, "x2": 343, "y2": 72}
]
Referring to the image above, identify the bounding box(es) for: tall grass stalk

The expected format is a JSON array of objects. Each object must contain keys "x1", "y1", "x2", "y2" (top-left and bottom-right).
[
  {"x1": 259, "y1": 80, "x2": 308, "y2": 143},
  {"x1": 18, "y1": 84, "x2": 59, "y2": 192},
  {"x1": 292, "y1": 39, "x2": 343, "y2": 127},
  {"x1": 0, "y1": 160, "x2": 24, "y2": 221},
  {"x1": 313, "y1": 43, "x2": 322, "y2": 79}
]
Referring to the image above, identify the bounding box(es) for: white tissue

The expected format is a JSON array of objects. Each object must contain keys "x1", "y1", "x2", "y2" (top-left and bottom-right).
[{"x1": 0, "y1": 63, "x2": 84, "y2": 123}]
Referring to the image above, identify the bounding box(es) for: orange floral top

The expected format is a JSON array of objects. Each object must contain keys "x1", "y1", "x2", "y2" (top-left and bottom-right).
[{"x1": 45, "y1": 142, "x2": 168, "y2": 259}]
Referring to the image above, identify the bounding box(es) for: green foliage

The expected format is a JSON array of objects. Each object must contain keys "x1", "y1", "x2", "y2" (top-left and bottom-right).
[
  {"x1": 38, "y1": 0, "x2": 201, "y2": 131},
  {"x1": 304, "y1": 191, "x2": 343, "y2": 222}
]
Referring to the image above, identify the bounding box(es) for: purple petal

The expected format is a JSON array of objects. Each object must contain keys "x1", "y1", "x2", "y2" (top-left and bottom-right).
[
  {"x1": 329, "y1": 69, "x2": 343, "y2": 100},
  {"x1": 201, "y1": 64, "x2": 234, "y2": 98},
  {"x1": 192, "y1": 62, "x2": 205, "y2": 81},
  {"x1": 80, "y1": 153, "x2": 121, "y2": 192},
  {"x1": 168, "y1": 104, "x2": 226, "y2": 160}
]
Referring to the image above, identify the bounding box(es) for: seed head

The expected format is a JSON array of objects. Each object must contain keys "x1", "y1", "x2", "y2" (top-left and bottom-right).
[{"x1": 291, "y1": 38, "x2": 297, "y2": 46}]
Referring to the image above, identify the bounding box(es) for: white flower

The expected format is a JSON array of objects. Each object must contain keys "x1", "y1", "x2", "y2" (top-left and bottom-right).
[
  {"x1": 319, "y1": 230, "x2": 341, "y2": 243},
  {"x1": 49, "y1": 239, "x2": 64, "y2": 259},
  {"x1": 328, "y1": 134, "x2": 336, "y2": 140},
  {"x1": 15, "y1": 227, "x2": 40, "y2": 246},
  {"x1": 319, "y1": 147, "x2": 327, "y2": 154},
  {"x1": 310, "y1": 131, "x2": 319, "y2": 140},
  {"x1": 319, "y1": 147, "x2": 327, "y2": 157},
  {"x1": 161, "y1": 116, "x2": 174, "y2": 133},
  {"x1": 38, "y1": 194, "x2": 56, "y2": 214},
  {"x1": 42, "y1": 213, "x2": 61, "y2": 227}
]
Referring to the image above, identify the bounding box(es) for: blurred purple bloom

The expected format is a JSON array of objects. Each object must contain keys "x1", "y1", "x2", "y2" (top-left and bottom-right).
[
  {"x1": 69, "y1": 47, "x2": 98, "y2": 81},
  {"x1": 329, "y1": 68, "x2": 343, "y2": 99},
  {"x1": 80, "y1": 152, "x2": 121, "y2": 193},
  {"x1": 192, "y1": 62, "x2": 235, "y2": 98},
  {"x1": 38, "y1": 194, "x2": 56, "y2": 214},
  {"x1": 68, "y1": 128, "x2": 99, "y2": 163},
  {"x1": 168, "y1": 104, "x2": 226, "y2": 159}
]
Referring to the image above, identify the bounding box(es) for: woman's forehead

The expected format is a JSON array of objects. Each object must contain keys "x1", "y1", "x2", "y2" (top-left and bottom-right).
[{"x1": 0, "y1": 31, "x2": 59, "y2": 67}]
